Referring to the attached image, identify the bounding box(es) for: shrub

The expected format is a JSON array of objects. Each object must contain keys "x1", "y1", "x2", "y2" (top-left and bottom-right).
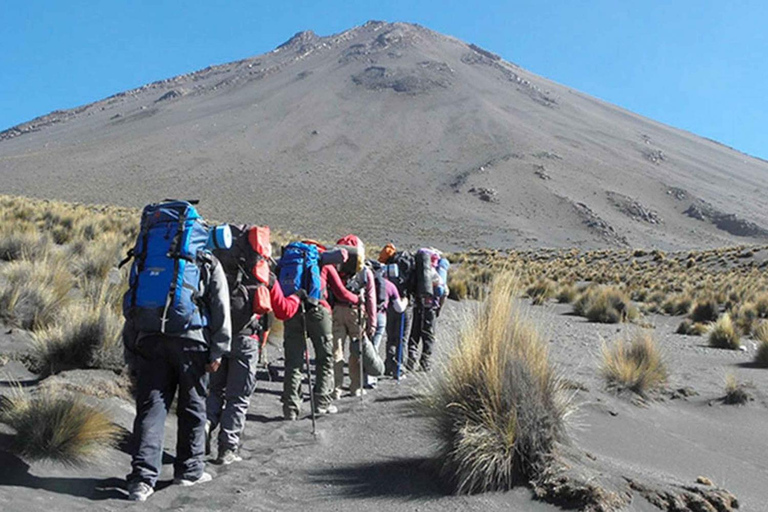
[
  {"x1": 0, "y1": 387, "x2": 120, "y2": 464},
  {"x1": 0, "y1": 225, "x2": 50, "y2": 261},
  {"x1": 708, "y1": 313, "x2": 741, "y2": 350},
  {"x1": 661, "y1": 293, "x2": 693, "y2": 316},
  {"x1": 690, "y1": 298, "x2": 719, "y2": 323},
  {"x1": 424, "y1": 274, "x2": 569, "y2": 494},
  {"x1": 527, "y1": 278, "x2": 556, "y2": 305},
  {"x1": 32, "y1": 299, "x2": 123, "y2": 376},
  {"x1": 601, "y1": 332, "x2": 668, "y2": 397},
  {"x1": 555, "y1": 283, "x2": 578, "y2": 304},
  {"x1": 72, "y1": 233, "x2": 125, "y2": 281},
  {"x1": 585, "y1": 288, "x2": 638, "y2": 324},
  {"x1": 0, "y1": 259, "x2": 74, "y2": 331},
  {"x1": 723, "y1": 375, "x2": 751, "y2": 405}
]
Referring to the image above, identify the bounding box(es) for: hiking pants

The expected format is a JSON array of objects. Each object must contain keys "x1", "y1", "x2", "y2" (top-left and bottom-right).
[
  {"x1": 385, "y1": 305, "x2": 413, "y2": 375},
  {"x1": 408, "y1": 303, "x2": 437, "y2": 371},
  {"x1": 332, "y1": 304, "x2": 362, "y2": 394},
  {"x1": 206, "y1": 332, "x2": 258, "y2": 452},
  {"x1": 128, "y1": 336, "x2": 208, "y2": 488},
  {"x1": 283, "y1": 305, "x2": 334, "y2": 415},
  {"x1": 365, "y1": 310, "x2": 387, "y2": 387}
]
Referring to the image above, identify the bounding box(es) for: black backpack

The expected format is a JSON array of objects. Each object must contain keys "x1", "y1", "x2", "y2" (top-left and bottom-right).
[
  {"x1": 213, "y1": 224, "x2": 272, "y2": 333},
  {"x1": 389, "y1": 251, "x2": 416, "y2": 297},
  {"x1": 367, "y1": 260, "x2": 388, "y2": 311}
]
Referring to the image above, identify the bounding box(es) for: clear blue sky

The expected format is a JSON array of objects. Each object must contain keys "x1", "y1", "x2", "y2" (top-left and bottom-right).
[{"x1": 1, "y1": 1, "x2": 766, "y2": 159}]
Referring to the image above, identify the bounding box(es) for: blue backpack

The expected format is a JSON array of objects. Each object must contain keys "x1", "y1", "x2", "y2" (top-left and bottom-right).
[
  {"x1": 122, "y1": 200, "x2": 211, "y2": 334},
  {"x1": 278, "y1": 242, "x2": 322, "y2": 302}
]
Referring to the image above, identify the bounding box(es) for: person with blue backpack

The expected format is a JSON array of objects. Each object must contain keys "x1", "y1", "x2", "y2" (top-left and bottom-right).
[
  {"x1": 275, "y1": 241, "x2": 359, "y2": 420},
  {"x1": 121, "y1": 200, "x2": 232, "y2": 502}
]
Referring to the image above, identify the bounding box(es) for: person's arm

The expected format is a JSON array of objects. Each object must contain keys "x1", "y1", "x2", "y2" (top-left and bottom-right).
[
  {"x1": 205, "y1": 258, "x2": 232, "y2": 369},
  {"x1": 325, "y1": 266, "x2": 359, "y2": 305},
  {"x1": 268, "y1": 279, "x2": 301, "y2": 320},
  {"x1": 386, "y1": 279, "x2": 408, "y2": 313},
  {"x1": 364, "y1": 268, "x2": 377, "y2": 338}
]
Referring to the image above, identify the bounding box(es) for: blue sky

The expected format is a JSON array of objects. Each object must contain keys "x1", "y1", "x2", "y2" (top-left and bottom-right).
[{"x1": 1, "y1": 1, "x2": 766, "y2": 159}]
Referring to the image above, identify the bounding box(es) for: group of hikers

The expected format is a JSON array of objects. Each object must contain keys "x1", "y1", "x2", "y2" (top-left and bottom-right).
[{"x1": 120, "y1": 200, "x2": 450, "y2": 501}]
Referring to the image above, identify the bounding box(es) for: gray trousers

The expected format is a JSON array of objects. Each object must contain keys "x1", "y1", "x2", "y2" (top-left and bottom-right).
[
  {"x1": 206, "y1": 333, "x2": 258, "y2": 452},
  {"x1": 385, "y1": 305, "x2": 412, "y2": 375},
  {"x1": 128, "y1": 336, "x2": 208, "y2": 487}
]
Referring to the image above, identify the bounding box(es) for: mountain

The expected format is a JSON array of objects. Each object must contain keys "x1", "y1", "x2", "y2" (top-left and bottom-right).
[{"x1": 2, "y1": 20, "x2": 767, "y2": 250}]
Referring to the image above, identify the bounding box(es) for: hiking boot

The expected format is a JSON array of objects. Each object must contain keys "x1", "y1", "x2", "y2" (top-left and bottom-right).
[
  {"x1": 331, "y1": 388, "x2": 343, "y2": 401},
  {"x1": 316, "y1": 403, "x2": 338, "y2": 415},
  {"x1": 204, "y1": 420, "x2": 212, "y2": 456},
  {"x1": 258, "y1": 348, "x2": 268, "y2": 367},
  {"x1": 174, "y1": 472, "x2": 213, "y2": 487},
  {"x1": 127, "y1": 481, "x2": 154, "y2": 502},
  {"x1": 217, "y1": 449, "x2": 242, "y2": 466},
  {"x1": 351, "y1": 388, "x2": 367, "y2": 397},
  {"x1": 284, "y1": 410, "x2": 298, "y2": 421}
]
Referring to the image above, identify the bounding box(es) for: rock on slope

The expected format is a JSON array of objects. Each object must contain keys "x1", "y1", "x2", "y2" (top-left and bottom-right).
[{"x1": 2, "y1": 21, "x2": 768, "y2": 250}]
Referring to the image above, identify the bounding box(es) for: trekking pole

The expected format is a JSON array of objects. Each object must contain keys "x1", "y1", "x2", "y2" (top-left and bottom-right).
[
  {"x1": 396, "y1": 309, "x2": 405, "y2": 382},
  {"x1": 357, "y1": 291, "x2": 365, "y2": 402},
  {"x1": 300, "y1": 303, "x2": 317, "y2": 436}
]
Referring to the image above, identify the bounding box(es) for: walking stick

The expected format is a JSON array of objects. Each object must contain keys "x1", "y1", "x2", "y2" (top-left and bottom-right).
[
  {"x1": 357, "y1": 290, "x2": 365, "y2": 402},
  {"x1": 396, "y1": 308, "x2": 405, "y2": 382},
  {"x1": 300, "y1": 303, "x2": 317, "y2": 436}
]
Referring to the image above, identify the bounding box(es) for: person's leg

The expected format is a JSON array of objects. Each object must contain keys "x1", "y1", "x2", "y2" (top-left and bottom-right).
[
  {"x1": 128, "y1": 338, "x2": 175, "y2": 489},
  {"x1": 331, "y1": 306, "x2": 349, "y2": 397},
  {"x1": 282, "y1": 315, "x2": 306, "y2": 418},
  {"x1": 419, "y1": 306, "x2": 438, "y2": 371},
  {"x1": 365, "y1": 310, "x2": 387, "y2": 387},
  {"x1": 217, "y1": 333, "x2": 258, "y2": 453},
  {"x1": 205, "y1": 353, "x2": 229, "y2": 432},
  {"x1": 345, "y1": 305, "x2": 363, "y2": 394},
  {"x1": 384, "y1": 307, "x2": 399, "y2": 375},
  {"x1": 407, "y1": 303, "x2": 423, "y2": 371},
  {"x1": 305, "y1": 305, "x2": 334, "y2": 409},
  {"x1": 173, "y1": 340, "x2": 209, "y2": 482}
]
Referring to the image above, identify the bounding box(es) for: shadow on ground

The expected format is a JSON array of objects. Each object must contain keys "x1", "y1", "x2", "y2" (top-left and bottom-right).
[{"x1": 309, "y1": 457, "x2": 446, "y2": 499}]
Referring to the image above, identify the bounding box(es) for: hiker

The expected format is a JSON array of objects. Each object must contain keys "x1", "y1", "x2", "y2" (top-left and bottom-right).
[
  {"x1": 205, "y1": 225, "x2": 273, "y2": 465},
  {"x1": 332, "y1": 235, "x2": 377, "y2": 397},
  {"x1": 365, "y1": 260, "x2": 407, "y2": 388},
  {"x1": 407, "y1": 248, "x2": 450, "y2": 372},
  {"x1": 273, "y1": 241, "x2": 358, "y2": 419},
  {"x1": 121, "y1": 201, "x2": 232, "y2": 502},
  {"x1": 379, "y1": 244, "x2": 416, "y2": 377}
]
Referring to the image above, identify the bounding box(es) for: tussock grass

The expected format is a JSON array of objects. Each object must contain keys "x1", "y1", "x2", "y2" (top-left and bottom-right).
[
  {"x1": 0, "y1": 387, "x2": 120, "y2": 464},
  {"x1": 527, "y1": 278, "x2": 556, "y2": 305},
  {"x1": 708, "y1": 313, "x2": 741, "y2": 350},
  {"x1": 0, "y1": 258, "x2": 74, "y2": 331},
  {"x1": 32, "y1": 299, "x2": 123, "y2": 376},
  {"x1": 579, "y1": 287, "x2": 638, "y2": 324},
  {"x1": 723, "y1": 375, "x2": 751, "y2": 405},
  {"x1": 424, "y1": 274, "x2": 569, "y2": 494},
  {"x1": 690, "y1": 298, "x2": 720, "y2": 323},
  {"x1": 601, "y1": 332, "x2": 668, "y2": 397},
  {"x1": 0, "y1": 224, "x2": 50, "y2": 261},
  {"x1": 753, "y1": 322, "x2": 768, "y2": 367}
]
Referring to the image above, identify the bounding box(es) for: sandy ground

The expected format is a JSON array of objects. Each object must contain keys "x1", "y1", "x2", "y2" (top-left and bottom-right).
[
  {"x1": 1, "y1": 298, "x2": 766, "y2": 511},
  {"x1": 2, "y1": 21, "x2": 768, "y2": 251}
]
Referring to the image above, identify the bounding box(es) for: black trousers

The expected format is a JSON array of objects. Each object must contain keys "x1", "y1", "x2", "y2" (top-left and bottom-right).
[
  {"x1": 127, "y1": 335, "x2": 208, "y2": 487},
  {"x1": 407, "y1": 303, "x2": 437, "y2": 370}
]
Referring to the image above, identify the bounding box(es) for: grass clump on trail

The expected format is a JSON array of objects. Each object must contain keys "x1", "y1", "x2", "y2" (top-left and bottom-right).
[
  {"x1": 601, "y1": 332, "x2": 668, "y2": 398},
  {"x1": 574, "y1": 286, "x2": 638, "y2": 324},
  {"x1": 708, "y1": 313, "x2": 741, "y2": 350},
  {"x1": 0, "y1": 387, "x2": 120, "y2": 465},
  {"x1": 424, "y1": 273, "x2": 569, "y2": 494},
  {"x1": 723, "y1": 375, "x2": 751, "y2": 405}
]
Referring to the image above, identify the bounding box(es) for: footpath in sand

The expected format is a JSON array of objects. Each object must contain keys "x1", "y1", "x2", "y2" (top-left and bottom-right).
[{"x1": 1, "y1": 300, "x2": 766, "y2": 511}]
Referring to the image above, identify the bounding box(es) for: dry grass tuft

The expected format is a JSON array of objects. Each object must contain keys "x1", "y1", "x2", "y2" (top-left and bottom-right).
[
  {"x1": 424, "y1": 273, "x2": 569, "y2": 494},
  {"x1": 708, "y1": 313, "x2": 741, "y2": 350},
  {"x1": 0, "y1": 258, "x2": 74, "y2": 331},
  {"x1": 32, "y1": 298, "x2": 123, "y2": 376},
  {"x1": 601, "y1": 332, "x2": 668, "y2": 397},
  {"x1": 723, "y1": 374, "x2": 751, "y2": 405},
  {"x1": 0, "y1": 387, "x2": 120, "y2": 464},
  {"x1": 580, "y1": 287, "x2": 638, "y2": 324},
  {"x1": 527, "y1": 278, "x2": 556, "y2": 305},
  {"x1": 689, "y1": 298, "x2": 720, "y2": 323}
]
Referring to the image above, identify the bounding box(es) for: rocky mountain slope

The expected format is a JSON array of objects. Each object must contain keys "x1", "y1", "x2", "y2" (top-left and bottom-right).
[{"x1": 2, "y1": 21, "x2": 767, "y2": 250}]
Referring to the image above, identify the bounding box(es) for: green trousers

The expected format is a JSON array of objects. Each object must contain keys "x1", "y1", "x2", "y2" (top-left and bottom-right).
[{"x1": 282, "y1": 305, "x2": 334, "y2": 415}]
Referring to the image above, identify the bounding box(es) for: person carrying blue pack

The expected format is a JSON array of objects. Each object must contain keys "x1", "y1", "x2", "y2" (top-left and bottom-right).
[
  {"x1": 121, "y1": 200, "x2": 232, "y2": 502},
  {"x1": 407, "y1": 248, "x2": 450, "y2": 372},
  {"x1": 275, "y1": 241, "x2": 356, "y2": 420}
]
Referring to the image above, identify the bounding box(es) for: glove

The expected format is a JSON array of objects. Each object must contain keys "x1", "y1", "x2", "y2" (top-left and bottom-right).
[{"x1": 295, "y1": 288, "x2": 308, "y2": 302}]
